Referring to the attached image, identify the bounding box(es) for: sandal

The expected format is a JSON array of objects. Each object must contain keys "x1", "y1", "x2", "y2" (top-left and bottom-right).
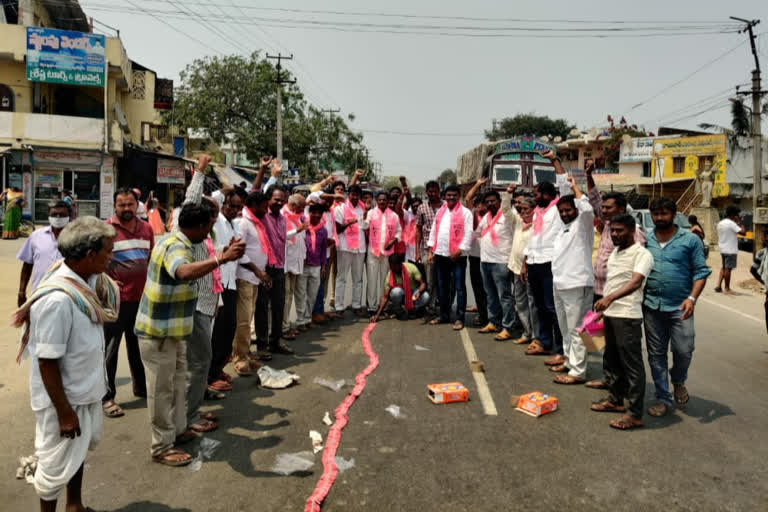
[
  {"x1": 102, "y1": 400, "x2": 125, "y2": 418},
  {"x1": 175, "y1": 429, "x2": 202, "y2": 445},
  {"x1": 647, "y1": 402, "x2": 670, "y2": 417},
  {"x1": 429, "y1": 318, "x2": 445, "y2": 325},
  {"x1": 494, "y1": 329, "x2": 513, "y2": 341},
  {"x1": 512, "y1": 337, "x2": 530, "y2": 345},
  {"x1": 553, "y1": 374, "x2": 586, "y2": 385},
  {"x1": 525, "y1": 340, "x2": 551, "y2": 356},
  {"x1": 585, "y1": 380, "x2": 608, "y2": 390},
  {"x1": 282, "y1": 331, "x2": 296, "y2": 341},
  {"x1": 201, "y1": 412, "x2": 218, "y2": 421},
  {"x1": 590, "y1": 399, "x2": 626, "y2": 413},
  {"x1": 673, "y1": 384, "x2": 690, "y2": 405},
  {"x1": 153, "y1": 448, "x2": 193, "y2": 467},
  {"x1": 190, "y1": 419, "x2": 218, "y2": 433},
  {"x1": 549, "y1": 364, "x2": 569, "y2": 373},
  {"x1": 453, "y1": 321, "x2": 464, "y2": 331},
  {"x1": 544, "y1": 355, "x2": 566, "y2": 366},
  {"x1": 610, "y1": 415, "x2": 644, "y2": 430},
  {"x1": 234, "y1": 362, "x2": 254, "y2": 377}
]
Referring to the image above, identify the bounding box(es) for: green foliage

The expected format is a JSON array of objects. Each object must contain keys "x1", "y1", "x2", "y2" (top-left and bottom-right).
[
  {"x1": 169, "y1": 52, "x2": 371, "y2": 181},
  {"x1": 438, "y1": 169, "x2": 457, "y2": 186},
  {"x1": 412, "y1": 185, "x2": 426, "y2": 197},
  {"x1": 486, "y1": 113, "x2": 574, "y2": 141},
  {"x1": 600, "y1": 117, "x2": 649, "y2": 169}
]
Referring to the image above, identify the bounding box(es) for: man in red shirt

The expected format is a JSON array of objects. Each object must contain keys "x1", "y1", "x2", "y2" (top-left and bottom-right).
[{"x1": 102, "y1": 187, "x2": 155, "y2": 418}]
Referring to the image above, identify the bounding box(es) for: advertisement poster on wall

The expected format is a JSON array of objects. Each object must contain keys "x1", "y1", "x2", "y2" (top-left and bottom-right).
[
  {"x1": 100, "y1": 157, "x2": 114, "y2": 219},
  {"x1": 26, "y1": 27, "x2": 105, "y2": 87},
  {"x1": 157, "y1": 159, "x2": 186, "y2": 184}
]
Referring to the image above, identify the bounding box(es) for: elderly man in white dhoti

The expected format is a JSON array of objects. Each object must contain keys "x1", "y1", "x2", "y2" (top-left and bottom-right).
[{"x1": 13, "y1": 216, "x2": 118, "y2": 512}]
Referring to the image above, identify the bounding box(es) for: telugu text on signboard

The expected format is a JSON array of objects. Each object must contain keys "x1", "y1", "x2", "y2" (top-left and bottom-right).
[
  {"x1": 26, "y1": 27, "x2": 106, "y2": 87},
  {"x1": 157, "y1": 159, "x2": 186, "y2": 184}
]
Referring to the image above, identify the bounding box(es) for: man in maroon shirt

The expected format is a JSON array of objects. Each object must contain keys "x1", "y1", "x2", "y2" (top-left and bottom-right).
[{"x1": 102, "y1": 187, "x2": 155, "y2": 418}]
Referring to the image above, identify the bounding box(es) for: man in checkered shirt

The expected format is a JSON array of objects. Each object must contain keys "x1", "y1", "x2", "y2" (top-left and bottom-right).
[
  {"x1": 135, "y1": 202, "x2": 243, "y2": 467},
  {"x1": 415, "y1": 180, "x2": 443, "y2": 315}
]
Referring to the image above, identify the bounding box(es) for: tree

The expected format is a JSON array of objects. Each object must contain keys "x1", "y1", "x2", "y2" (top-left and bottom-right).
[
  {"x1": 486, "y1": 113, "x2": 575, "y2": 141},
  {"x1": 600, "y1": 115, "x2": 650, "y2": 169},
  {"x1": 438, "y1": 169, "x2": 457, "y2": 186},
  {"x1": 412, "y1": 185, "x2": 426, "y2": 197},
  {"x1": 698, "y1": 99, "x2": 765, "y2": 143},
  {"x1": 170, "y1": 52, "x2": 371, "y2": 181}
]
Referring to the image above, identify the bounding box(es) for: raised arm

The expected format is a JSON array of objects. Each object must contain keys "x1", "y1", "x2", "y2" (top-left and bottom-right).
[
  {"x1": 465, "y1": 177, "x2": 487, "y2": 208},
  {"x1": 183, "y1": 154, "x2": 211, "y2": 207},
  {"x1": 349, "y1": 169, "x2": 364, "y2": 187},
  {"x1": 252, "y1": 156, "x2": 273, "y2": 192},
  {"x1": 501, "y1": 184, "x2": 520, "y2": 228}
]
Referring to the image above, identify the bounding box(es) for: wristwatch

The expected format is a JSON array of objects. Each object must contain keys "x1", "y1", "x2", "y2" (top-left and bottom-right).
[{"x1": 687, "y1": 296, "x2": 697, "y2": 304}]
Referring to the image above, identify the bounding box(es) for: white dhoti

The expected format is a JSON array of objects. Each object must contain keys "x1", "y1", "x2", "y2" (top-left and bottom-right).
[{"x1": 34, "y1": 402, "x2": 102, "y2": 501}]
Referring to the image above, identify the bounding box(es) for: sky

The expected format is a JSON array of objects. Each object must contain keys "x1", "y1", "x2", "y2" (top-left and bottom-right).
[{"x1": 79, "y1": 0, "x2": 768, "y2": 185}]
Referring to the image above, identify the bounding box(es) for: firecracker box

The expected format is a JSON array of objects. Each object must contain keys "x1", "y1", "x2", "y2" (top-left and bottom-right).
[
  {"x1": 514, "y1": 391, "x2": 558, "y2": 417},
  {"x1": 427, "y1": 382, "x2": 469, "y2": 404}
]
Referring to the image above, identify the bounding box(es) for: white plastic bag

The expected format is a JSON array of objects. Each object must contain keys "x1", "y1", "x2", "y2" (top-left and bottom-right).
[
  {"x1": 334, "y1": 456, "x2": 356, "y2": 473},
  {"x1": 314, "y1": 377, "x2": 345, "y2": 392},
  {"x1": 385, "y1": 405, "x2": 406, "y2": 419},
  {"x1": 258, "y1": 366, "x2": 300, "y2": 389},
  {"x1": 272, "y1": 451, "x2": 315, "y2": 475}
]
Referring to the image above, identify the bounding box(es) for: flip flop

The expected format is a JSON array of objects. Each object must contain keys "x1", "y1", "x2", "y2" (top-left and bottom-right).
[
  {"x1": 647, "y1": 402, "x2": 670, "y2": 417},
  {"x1": 553, "y1": 374, "x2": 586, "y2": 385},
  {"x1": 674, "y1": 384, "x2": 690, "y2": 405},
  {"x1": 153, "y1": 448, "x2": 193, "y2": 467},
  {"x1": 452, "y1": 321, "x2": 464, "y2": 331},
  {"x1": 549, "y1": 364, "x2": 569, "y2": 373},
  {"x1": 175, "y1": 429, "x2": 202, "y2": 445},
  {"x1": 590, "y1": 399, "x2": 626, "y2": 413},
  {"x1": 610, "y1": 415, "x2": 644, "y2": 430},
  {"x1": 102, "y1": 400, "x2": 125, "y2": 418},
  {"x1": 585, "y1": 380, "x2": 609, "y2": 390}
]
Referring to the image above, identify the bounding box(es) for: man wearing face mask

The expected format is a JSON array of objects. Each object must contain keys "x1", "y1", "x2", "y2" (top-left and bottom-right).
[
  {"x1": 17, "y1": 201, "x2": 71, "y2": 307},
  {"x1": 101, "y1": 188, "x2": 155, "y2": 419}
]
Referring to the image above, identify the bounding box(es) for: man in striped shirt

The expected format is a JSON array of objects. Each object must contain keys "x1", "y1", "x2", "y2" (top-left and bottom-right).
[{"x1": 102, "y1": 188, "x2": 154, "y2": 419}]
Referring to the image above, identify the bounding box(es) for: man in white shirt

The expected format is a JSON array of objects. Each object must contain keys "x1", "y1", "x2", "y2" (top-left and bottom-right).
[
  {"x1": 366, "y1": 191, "x2": 402, "y2": 313},
  {"x1": 715, "y1": 205, "x2": 745, "y2": 294},
  {"x1": 475, "y1": 189, "x2": 516, "y2": 340},
  {"x1": 427, "y1": 185, "x2": 474, "y2": 330},
  {"x1": 209, "y1": 187, "x2": 246, "y2": 392},
  {"x1": 522, "y1": 149, "x2": 571, "y2": 358},
  {"x1": 550, "y1": 177, "x2": 595, "y2": 385},
  {"x1": 282, "y1": 194, "x2": 309, "y2": 338},
  {"x1": 506, "y1": 192, "x2": 539, "y2": 346},
  {"x1": 334, "y1": 184, "x2": 368, "y2": 317},
  {"x1": 233, "y1": 192, "x2": 273, "y2": 377},
  {"x1": 592, "y1": 213, "x2": 654, "y2": 430},
  {"x1": 18, "y1": 217, "x2": 117, "y2": 511}
]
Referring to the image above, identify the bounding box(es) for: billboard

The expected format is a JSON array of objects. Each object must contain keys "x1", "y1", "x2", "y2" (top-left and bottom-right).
[
  {"x1": 157, "y1": 159, "x2": 186, "y2": 184},
  {"x1": 26, "y1": 27, "x2": 106, "y2": 87},
  {"x1": 619, "y1": 137, "x2": 654, "y2": 163}
]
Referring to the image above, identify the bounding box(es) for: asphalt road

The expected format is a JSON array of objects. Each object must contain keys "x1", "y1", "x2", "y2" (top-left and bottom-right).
[{"x1": 0, "y1": 237, "x2": 767, "y2": 511}]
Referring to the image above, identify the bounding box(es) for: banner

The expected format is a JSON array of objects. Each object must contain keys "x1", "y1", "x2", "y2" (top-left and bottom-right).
[
  {"x1": 26, "y1": 27, "x2": 105, "y2": 87},
  {"x1": 157, "y1": 159, "x2": 186, "y2": 184},
  {"x1": 619, "y1": 137, "x2": 654, "y2": 162}
]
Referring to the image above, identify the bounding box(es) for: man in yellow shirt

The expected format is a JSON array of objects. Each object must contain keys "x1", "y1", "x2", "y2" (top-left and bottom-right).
[{"x1": 369, "y1": 254, "x2": 429, "y2": 322}]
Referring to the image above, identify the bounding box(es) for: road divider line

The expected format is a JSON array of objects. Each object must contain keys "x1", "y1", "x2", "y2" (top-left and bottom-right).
[
  {"x1": 459, "y1": 329, "x2": 498, "y2": 416},
  {"x1": 699, "y1": 297, "x2": 762, "y2": 324}
]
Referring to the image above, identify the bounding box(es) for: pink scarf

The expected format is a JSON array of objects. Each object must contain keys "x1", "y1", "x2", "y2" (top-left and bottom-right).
[
  {"x1": 369, "y1": 207, "x2": 399, "y2": 257},
  {"x1": 533, "y1": 198, "x2": 559, "y2": 235},
  {"x1": 282, "y1": 205, "x2": 303, "y2": 245},
  {"x1": 307, "y1": 221, "x2": 324, "y2": 252},
  {"x1": 402, "y1": 216, "x2": 417, "y2": 245},
  {"x1": 389, "y1": 264, "x2": 414, "y2": 311},
  {"x1": 204, "y1": 237, "x2": 224, "y2": 294},
  {"x1": 480, "y1": 209, "x2": 503, "y2": 246},
  {"x1": 431, "y1": 203, "x2": 465, "y2": 255},
  {"x1": 243, "y1": 206, "x2": 277, "y2": 266},
  {"x1": 342, "y1": 200, "x2": 361, "y2": 250}
]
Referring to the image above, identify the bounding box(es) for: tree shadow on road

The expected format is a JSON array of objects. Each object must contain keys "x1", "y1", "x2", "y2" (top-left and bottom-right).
[{"x1": 111, "y1": 502, "x2": 192, "y2": 512}]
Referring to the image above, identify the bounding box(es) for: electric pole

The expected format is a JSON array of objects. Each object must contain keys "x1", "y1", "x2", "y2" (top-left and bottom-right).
[
  {"x1": 731, "y1": 17, "x2": 765, "y2": 253},
  {"x1": 321, "y1": 108, "x2": 340, "y2": 175},
  {"x1": 267, "y1": 53, "x2": 296, "y2": 161}
]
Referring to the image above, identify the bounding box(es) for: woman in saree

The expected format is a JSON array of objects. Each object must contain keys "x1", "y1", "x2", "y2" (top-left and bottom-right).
[{"x1": 2, "y1": 187, "x2": 25, "y2": 239}]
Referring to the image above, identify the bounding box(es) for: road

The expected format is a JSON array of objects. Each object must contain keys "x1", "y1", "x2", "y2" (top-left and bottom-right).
[{"x1": 0, "y1": 237, "x2": 767, "y2": 511}]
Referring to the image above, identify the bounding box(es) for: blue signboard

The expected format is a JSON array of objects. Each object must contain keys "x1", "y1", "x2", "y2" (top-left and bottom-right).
[{"x1": 26, "y1": 27, "x2": 105, "y2": 87}]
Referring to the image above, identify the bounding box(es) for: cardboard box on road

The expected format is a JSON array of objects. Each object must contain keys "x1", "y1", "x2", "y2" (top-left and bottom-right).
[
  {"x1": 514, "y1": 391, "x2": 558, "y2": 418},
  {"x1": 427, "y1": 382, "x2": 469, "y2": 404}
]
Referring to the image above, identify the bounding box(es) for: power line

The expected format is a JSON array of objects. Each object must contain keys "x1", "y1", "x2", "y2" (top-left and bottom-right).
[{"x1": 359, "y1": 128, "x2": 482, "y2": 137}]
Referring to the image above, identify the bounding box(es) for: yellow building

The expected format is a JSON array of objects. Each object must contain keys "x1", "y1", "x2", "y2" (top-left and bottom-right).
[
  {"x1": 651, "y1": 134, "x2": 728, "y2": 198},
  {"x1": 0, "y1": 0, "x2": 171, "y2": 221}
]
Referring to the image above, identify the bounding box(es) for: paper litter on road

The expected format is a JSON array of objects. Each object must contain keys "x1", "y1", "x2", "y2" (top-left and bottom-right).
[
  {"x1": 413, "y1": 344, "x2": 431, "y2": 351},
  {"x1": 258, "y1": 366, "x2": 300, "y2": 389},
  {"x1": 334, "y1": 456, "x2": 355, "y2": 473},
  {"x1": 309, "y1": 430, "x2": 324, "y2": 453},
  {"x1": 323, "y1": 411, "x2": 333, "y2": 426},
  {"x1": 15, "y1": 455, "x2": 37, "y2": 484},
  {"x1": 272, "y1": 451, "x2": 315, "y2": 475},
  {"x1": 385, "y1": 405, "x2": 406, "y2": 419},
  {"x1": 313, "y1": 377, "x2": 345, "y2": 392}
]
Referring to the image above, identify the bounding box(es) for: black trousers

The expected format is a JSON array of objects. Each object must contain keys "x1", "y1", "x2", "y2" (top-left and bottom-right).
[
  {"x1": 255, "y1": 266, "x2": 285, "y2": 349},
  {"x1": 603, "y1": 316, "x2": 646, "y2": 419},
  {"x1": 209, "y1": 288, "x2": 237, "y2": 384},
  {"x1": 469, "y1": 256, "x2": 488, "y2": 324},
  {"x1": 103, "y1": 301, "x2": 145, "y2": 402}
]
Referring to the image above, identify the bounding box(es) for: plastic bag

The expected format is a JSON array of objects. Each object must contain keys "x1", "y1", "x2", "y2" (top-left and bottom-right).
[
  {"x1": 385, "y1": 405, "x2": 406, "y2": 419},
  {"x1": 577, "y1": 310, "x2": 604, "y2": 336},
  {"x1": 334, "y1": 456, "x2": 356, "y2": 473},
  {"x1": 314, "y1": 377, "x2": 345, "y2": 392},
  {"x1": 413, "y1": 345, "x2": 431, "y2": 351},
  {"x1": 199, "y1": 437, "x2": 221, "y2": 459},
  {"x1": 310, "y1": 430, "x2": 324, "y2": 453},
  {"x1": 272, "y1": 451, "x2": 315, "y2": 475},
  {"x1": 323, "y1": 412, "x2": 333, "y2": 426},
  {"x1": 258, "y1": 366, "x2": 300, "y2": 389}
]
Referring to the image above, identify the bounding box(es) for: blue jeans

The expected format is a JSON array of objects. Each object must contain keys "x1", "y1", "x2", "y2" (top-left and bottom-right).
[
  {"x1": 389, "y1": 288, "x2": 430, "y2": 311},
  {"x1": 643, "y1": 306, "x2": 696, "y2": 405},
  {"x1": 435, "y1": 255, "x2": 467, "y2": 324},
  {"x1": 527, "y1": 262, "x2": 562, "y2": 354},
  {"x1": 481, "y1": 262, "x2": 515, "y2": 330}
]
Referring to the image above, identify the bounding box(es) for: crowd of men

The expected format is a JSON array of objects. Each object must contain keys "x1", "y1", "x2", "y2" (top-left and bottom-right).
[{"x1": 16, "y1": 150, "x2": 714, "y2": 511}]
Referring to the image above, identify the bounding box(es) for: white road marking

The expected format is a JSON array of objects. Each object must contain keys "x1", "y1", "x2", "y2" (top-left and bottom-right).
[
  {"x1": 459, "y1": 329, "x2": 498, "y2": 416},
  {"x1": 699, "y1": 297, "x2": 763, "y2": 324}
]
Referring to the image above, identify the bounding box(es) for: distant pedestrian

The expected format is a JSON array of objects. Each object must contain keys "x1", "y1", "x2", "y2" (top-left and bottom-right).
[
  {"x1": 749, "y1": 229, "x2": 768, "y2": 333},
  {"x1": 643, "y1": 198, "x2": 711, "y2": 418},
  {"x1": 592, "y1": 214, "x2": 654, "y2": 430},
  {"x1": 715, "y1": 205, "x2": 745, "y2": 294}
]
